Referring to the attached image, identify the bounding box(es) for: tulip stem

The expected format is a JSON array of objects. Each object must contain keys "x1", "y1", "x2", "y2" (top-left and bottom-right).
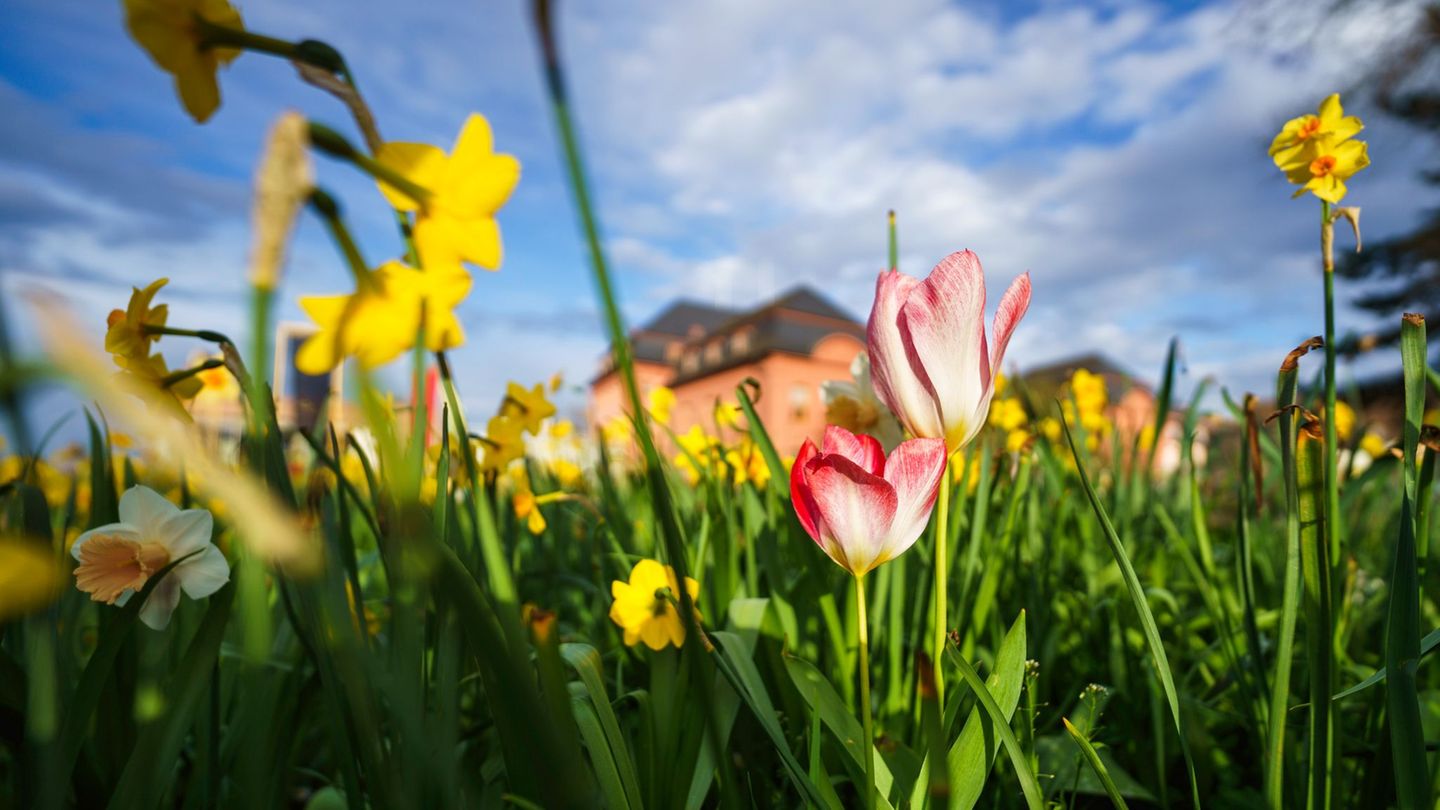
[
  {"x1": 854, "y1": 571, "x2": 875, "y2": 810},
  {"x1": 933, "y1": 454, "x2": 951, "y2": 708}
]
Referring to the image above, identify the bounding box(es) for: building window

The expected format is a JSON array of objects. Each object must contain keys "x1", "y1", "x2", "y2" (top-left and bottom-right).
[
  {"x1": 681, "y1": 351, "x2": 699, "y2": 374},
  {"x1": 664, "y1": 341, "x2": 681, "y2": 362},
  {"x1": 705, "y1": 340, "x2": 724, "y2": 365},
  {"x1": 730, "y1": 328, "x2": 751, "y2": 355},
  {"x1": 790, "y1": 384, "x2": 810, "y2": 420}
]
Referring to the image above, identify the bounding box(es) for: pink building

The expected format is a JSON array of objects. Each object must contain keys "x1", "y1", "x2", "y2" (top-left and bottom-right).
[{"x1": 588, "y1": 288, "x2": 865, "y2": 457}]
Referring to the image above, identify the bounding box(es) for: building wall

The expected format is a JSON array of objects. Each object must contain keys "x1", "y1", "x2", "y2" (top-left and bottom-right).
[
  {"x1": 666, "y1": 333, "x2": 864, "y2": 457},
  {"x1": 586, "y1": 361, "x2": 674, "y2": 434},
  {"x1": 587, "y1": 333, "x2": 865, "y2": 461}
]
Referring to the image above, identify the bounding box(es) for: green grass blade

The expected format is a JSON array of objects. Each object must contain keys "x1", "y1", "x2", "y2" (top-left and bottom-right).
[
  {"x1": 708, "y1": 631, "x2": 834, "y2": 808},
  {"x1": 1388, "y1": 313, "x2": 1431, "y2": 810},
  {"x1": 783, "y1": 653, "x2": 897, "y2": 809},
  {"x1": 946, "y1": 611, "x2": 1027, "y2": 810},
  {"x1": 563, "y1": 644, "x2": 644, "y2": 810},
  {"x1": 1332, "y1": 628, "x2": 1440, "y2": 701},
  {"x1": 1060, "y1": 415, "x2": 1201, "y2": 808},
  {"x1": 949, "y1": 650, "x2": 1044, "y2": 810},
  {"x1": 1062, "y1": 718, "x2": 1130, "y2": 810}
]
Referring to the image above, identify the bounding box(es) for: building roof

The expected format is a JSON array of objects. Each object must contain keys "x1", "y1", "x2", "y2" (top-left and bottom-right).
[{"x1": 594, "y1": 286, "x2": 863, "y2": 385}]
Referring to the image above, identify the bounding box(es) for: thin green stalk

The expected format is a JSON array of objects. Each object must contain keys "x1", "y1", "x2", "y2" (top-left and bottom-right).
[
  {"x1": 1320, "y1": 200, "x2": 1342, "y2": 576},
  {"x1": 887, "y1": 210, "x2": 898, "y2": 269},
  {"x1": 1266, "y1": 338, "x2": 1319, "y2": 809},
  {"x1": 933, "y1": 455, "x2": 951, "y2": 708},
  {"x1": 530, "y1": 4, "x2": 736, "y2": 805},
  {"x1": 855, "y1": 572, "x2": 875, "y2": 810}
]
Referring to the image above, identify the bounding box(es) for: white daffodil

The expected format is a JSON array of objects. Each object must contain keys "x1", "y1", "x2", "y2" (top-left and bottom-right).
[
  {"x1": 820, "y1": 353, "x2": 904, "y2": 452},
  {"x1": 71, "y1": 485, "x2": 229, "y2": 630}
]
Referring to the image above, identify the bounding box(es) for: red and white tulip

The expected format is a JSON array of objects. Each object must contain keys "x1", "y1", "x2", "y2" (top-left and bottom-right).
[
  {"x1": 789, "y1": 425, "x2": 947, "y2": 576},
  {"x1": 867, "y1": 250, "x2": 1031, "y2": 452}
]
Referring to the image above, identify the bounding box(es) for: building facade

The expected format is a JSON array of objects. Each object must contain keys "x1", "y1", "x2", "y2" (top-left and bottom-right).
[{"x1": 588, "y1": 288, "x2": 865, "y2": 457}]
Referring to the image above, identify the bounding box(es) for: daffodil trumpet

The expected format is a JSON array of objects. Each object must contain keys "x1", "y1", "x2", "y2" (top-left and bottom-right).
[{"x1": 307, "y1": 122, "x2": 433, "y2": 207}]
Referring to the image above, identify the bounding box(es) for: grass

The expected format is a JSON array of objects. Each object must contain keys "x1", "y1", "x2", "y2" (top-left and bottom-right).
[{"x1": 1, "y1": 3, "x2": 1438, "y2": 808}]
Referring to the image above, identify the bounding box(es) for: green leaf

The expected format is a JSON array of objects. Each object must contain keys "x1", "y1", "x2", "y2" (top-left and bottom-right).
[
  {"x1": 105, "y1": 584, "x2": 235, "y2": 810},
  {"x1": 946, "y1": 611, "x2": 1027, "y2": 810},
  {"x1": 1331, "y1": 627, "x2": 1440, "y2": 702},
  {"x1": 1062, "y1": 719, "x2": 1129, "y2": 810}
]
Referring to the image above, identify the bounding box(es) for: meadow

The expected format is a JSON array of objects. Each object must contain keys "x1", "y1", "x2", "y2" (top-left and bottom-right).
[{"x1": 0, "y1": 1, "x2": 1436, "y2": 809}]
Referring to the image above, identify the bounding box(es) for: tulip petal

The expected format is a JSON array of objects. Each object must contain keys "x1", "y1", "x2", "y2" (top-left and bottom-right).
[
  {"x1": 119, "y1": 485, "x2": 179, "y2": 532},
  {"x1": 821, "y1": 425, "x2": 884, "y2": 476},
  {"x1": 989, "y1": 271, "x2": 1032, "y2": 379},
  {"x1": 898, "y1": 251, "x2": 989, "y2": 447},
  {"x1": 177, "y1": 545, "x2": 230, "y2": 600},
  {"x1": 867, "y1": 269, "x2": 942, "y2": 439},
  {"x1": 880, "y1": 437, "x2": 948, "y2": 564},
  {"x1": 790, "y1": 439, "x2": 823, "y2": 543},
  {"x1": 807, "y1": 456, "x2": 898, "y2": 575}
]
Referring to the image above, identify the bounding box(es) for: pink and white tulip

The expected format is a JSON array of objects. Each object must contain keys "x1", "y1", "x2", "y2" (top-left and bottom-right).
[
  {"x1": 790, "y1": 425, "x2": 948, "y2": 576},
  {"x1": 867, "y1": 250, "x2": 1031, "y2": 452}
]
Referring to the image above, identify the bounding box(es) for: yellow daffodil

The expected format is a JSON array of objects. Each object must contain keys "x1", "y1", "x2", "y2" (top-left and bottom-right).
[
  {"x1": 550, "y1": 419, "x2": 574, "y2": 439},
  {"x1": 479, "y1": 414, "x2": 526, "y2": 475},
  {"x1": 513, "y1": 489, "x2": 547, "y2": 535},
  {"x1": 501, "y1": 382, "x2": 556, "y2": 436},
  {"x1": 988, "y1": 397, "x2": 1027, "y2": 433},
  {"x1": 376, "y1": 114, "x2": 520, "y2": 273},
  {"x1": 550, "y1": 459, "x2": 583, "y2": 488},
  {"x1": 601, "y1": 416, "x2": 632, "y2": 447},
  {"x1": 123, "y1": 0, "x2": 244, "y2": 123},
  {"x1": 1360, "y1": 432, "x2": 1388, "y2": 459},
  {"x1": 714, "y1": 401, "x2": 744, "y2": 431},
  {"x1": 549, "y1": 372, "x2": 564, "y2": 392},
  {"x1": 115, "y1": 352, "x2": 204, "y2": 421},
  {"x1": 297, "y1": 261, "x2": 470, "y2": 375},
  {"x1": 0, "y1": 537, "x2": 64, "y2": 621},
  {"x1": 1330, "y1": 400, "x2": 1356, "y2": 443},
  {"x1": 1270, "y1": 94, "x2": 1369, "y2": 204},
  {"x1": 609, "y1": 559, "x2": 701, "y2": 650},
  {"x1": 725, "y1": 438, "x2": 770, "y2": 488},
  {"x1": 106, "y1": 278, "x2": 170, "y2": 366},
  {"x1": 647, "y1": 387, "x2": 675, "y2": 426},
  {"x1": 674, "y1": 425, "x2": 724, "y2": 484}
]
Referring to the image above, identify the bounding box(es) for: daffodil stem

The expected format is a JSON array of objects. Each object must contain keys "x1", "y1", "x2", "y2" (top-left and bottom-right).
[
  {"x1": 161, "y1": 359, "x2": 224, "y2": 389},
  {"x1": 142, "y1": 325, "x2": 232, "y2": 344},
  {"x1": 194, "y1": 19, "x2": 349, "y2": 77},
  {"x1": 306, "y1": 122, "x2": 432, "y2": 206},
  {"x1": 933, "y1": 454, "x2": 951, "y2": 708},
  {"x1": 308, "y1": 189, "x2": 375, "y2": 291},
  {"x1": 194, "y1": 19, "x2": 300, "y2": 60},
  {"x1": 1320, "y1": 199, "x2": 1341, "y2": 573},
  {"x1": 855, "y1": 571, "x2": 876, "y2": 810}
]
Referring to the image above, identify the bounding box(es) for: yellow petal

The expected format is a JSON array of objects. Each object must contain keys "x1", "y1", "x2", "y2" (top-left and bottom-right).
[{"x1": 375, "y1": 142, "x2": 447, "y2": 211}]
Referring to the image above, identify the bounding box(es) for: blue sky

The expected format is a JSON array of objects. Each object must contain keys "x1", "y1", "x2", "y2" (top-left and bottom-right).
[{"x1": 0, "y1": 0, "x2": 1434, "y2": 434}]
